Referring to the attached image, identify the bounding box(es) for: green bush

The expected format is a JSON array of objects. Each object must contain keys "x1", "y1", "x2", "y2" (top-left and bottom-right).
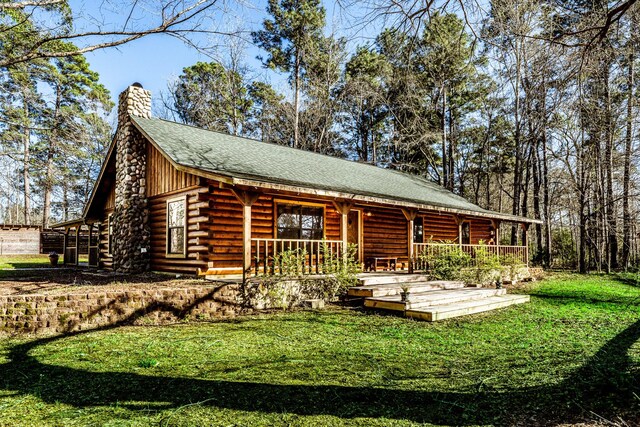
[
  {"x1": 247, "y1": 242, "x2": 362, "y2": 309},
  {"x1": 272, "y1": 248, "x2": 309, "y2": 276},
  {"x1": 319, "y1": 243, "x2": 361, "y2": 297},
  {"x1": 421, "y1": 247, "x2": 471, "y2": 281},
  {"x1": 471, "y1": 243, "x2": 501, "y2": 285}
]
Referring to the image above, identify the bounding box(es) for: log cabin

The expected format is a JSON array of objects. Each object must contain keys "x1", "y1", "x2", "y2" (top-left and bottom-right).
[{"x1": 55, "y1": 84, "x2": 541, "y2": 278}]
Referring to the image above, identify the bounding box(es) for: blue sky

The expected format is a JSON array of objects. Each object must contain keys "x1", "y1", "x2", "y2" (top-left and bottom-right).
[{"x1": 69, "y1": 0, "x2": 375, "y2": 107}]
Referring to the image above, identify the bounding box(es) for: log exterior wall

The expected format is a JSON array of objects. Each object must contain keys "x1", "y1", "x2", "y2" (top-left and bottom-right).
[
  {"x1": 362, "y1": 207, "x2": 409, "y2": 264},
  {"x1": 422, "y1": 213, "x2": 459, "y2": 243},
  {"x1": 148, "y1": 187, "x2": 211, "y2": 274},
  {"x1": 469, "y1": 217, "x2": 493, "y2": 244}
]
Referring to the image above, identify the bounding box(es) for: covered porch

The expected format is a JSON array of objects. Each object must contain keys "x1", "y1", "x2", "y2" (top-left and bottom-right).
[
  {"x1": 207, "y1": 187, "x2": 534, "y2": 280},
  {"x1": 54, "y1": 219, "x2": 101, "y2": 268}
]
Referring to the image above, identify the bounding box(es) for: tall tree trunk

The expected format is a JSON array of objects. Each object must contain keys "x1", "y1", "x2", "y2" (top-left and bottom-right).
[
  {"x1": 622, "y1": 50, "x2": 634, "y2": 270},
  {"x1": 603, "y1": 62, "x2": 618, "y2": 270},
  {"x1": 447, "y1": 106, "x2": 455, "y2": 192},
  {"x1": 532, "y1": 134, "x2": 543, "y2": 263},
  {"x1": 441, "y1": 86, "x2": 448, "y2": 188},
  {"x1": 511, "y1": 45, "x2": 522, "y2": 246},
  {"x1": 578, "y1": 118, "x2": 588, "y2": 273},
  {"x1": 21, "y1": 88, "x2": 31, "y2": 225},
  {"x1": 521, "y1": 145, "x2": 531, "y2": 245},
  {"x1": 542, "y1": 123, "x2": 551, "y2": 268},
  {"x1": 42, "y1": 150, "x2": 54, "y2": 228},
  {"x1": 293, "y1": 51, "x2": 301, "y2": 149},
  {"x1": 42, "y1": 86, "x2": 61, "y2": 228},
  {"x1": 62, "y1": 178, "x2": 69, "y2": 221}
]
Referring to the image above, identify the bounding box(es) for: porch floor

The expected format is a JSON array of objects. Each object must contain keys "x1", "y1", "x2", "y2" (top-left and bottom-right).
[{"x1": 348, "y1": 274, "x2": 529, "y2": 321}]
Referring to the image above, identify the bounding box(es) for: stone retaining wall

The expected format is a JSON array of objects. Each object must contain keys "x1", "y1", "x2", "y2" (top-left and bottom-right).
[{"x1": 0, "y1": 284, "x2": 243, "y2": 335}]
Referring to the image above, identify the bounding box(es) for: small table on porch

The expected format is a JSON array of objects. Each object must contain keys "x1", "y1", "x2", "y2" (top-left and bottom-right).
[{"x1": 365, "y1": 257, "x2": 397, "y2": 272}]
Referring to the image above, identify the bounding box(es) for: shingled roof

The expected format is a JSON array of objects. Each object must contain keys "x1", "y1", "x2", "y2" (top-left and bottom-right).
[{"x1": 132, "y1": 116, "x2": 539, "y2": 224}]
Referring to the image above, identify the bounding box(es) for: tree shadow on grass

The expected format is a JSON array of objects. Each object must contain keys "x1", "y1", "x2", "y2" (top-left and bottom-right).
[
  {"x1": 611, "y1": 273, "x2": 640, "y2": 289},
  {"x1": 0, "y1": 309, "x2": 638, "y2": 425}
]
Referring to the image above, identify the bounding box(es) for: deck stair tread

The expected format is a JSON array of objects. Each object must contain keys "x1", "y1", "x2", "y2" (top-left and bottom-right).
[
  {"x1": 364, "y1": 288, "x2": 507, "y2": 311},
  {"x1": 348, "y1": 280, "x2": 464, "y2": 297},
  {"x1": 405, "y1": 295, "x2": 530, "y2": 322},
  {"x1": 356, "y1": 274, "x2": 434, "y2": 286}
]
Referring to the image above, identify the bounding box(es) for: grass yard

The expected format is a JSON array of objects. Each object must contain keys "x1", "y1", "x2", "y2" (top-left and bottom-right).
[
  {"x1": 0, "y1": 273, "x2": 639, "y2": 426},
  {"x1": 0, "y1": 254, "x2": 51, "y2": 270}
]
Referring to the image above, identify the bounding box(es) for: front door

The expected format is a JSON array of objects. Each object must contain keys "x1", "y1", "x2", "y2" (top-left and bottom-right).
[{"x1": 347, "y1": 210, "x2": 362, "y2": 262}]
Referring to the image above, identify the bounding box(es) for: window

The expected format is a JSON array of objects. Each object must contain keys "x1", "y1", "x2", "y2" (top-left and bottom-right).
[
  {"x1": 413, "y1": 217, "x2": 424, "y2": 243},
  {"x1": 107, "y1": 214, "x2": 113, "y2": 256},
  {"x1": 461, "y1": 222, "x2": 470, "y2": 245},
  {"x1": 167, "y1": 197, "x2": 186, "y2": 256},
  {"x1": 276, "y1": 203, "x2": 324, "y2": 240}
]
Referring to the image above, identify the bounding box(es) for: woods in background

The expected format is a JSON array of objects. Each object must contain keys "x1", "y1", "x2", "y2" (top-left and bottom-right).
[{"x1": 2, "y1": 0, "x2": 640, "y2": 272}]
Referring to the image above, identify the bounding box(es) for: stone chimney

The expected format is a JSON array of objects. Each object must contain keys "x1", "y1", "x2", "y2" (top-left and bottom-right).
[{"x1": 113, "y1": 83, "x2": 151, "y2": 273}]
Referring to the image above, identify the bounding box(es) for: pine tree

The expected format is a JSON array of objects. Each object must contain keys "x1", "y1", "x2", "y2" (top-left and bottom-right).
[{"x1": 252, "y1": 0, "x2": 326, "y2": 149}]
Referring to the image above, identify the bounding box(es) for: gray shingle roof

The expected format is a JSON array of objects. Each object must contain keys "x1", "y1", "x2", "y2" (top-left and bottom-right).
[{"x1": 132, "y1": 116, "x2": 538, "y2": 223}]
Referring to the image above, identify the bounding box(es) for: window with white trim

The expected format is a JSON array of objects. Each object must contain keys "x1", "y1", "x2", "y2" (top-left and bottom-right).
[{"x1": 167, "y1": 198, "x2": 186, "y2": 256}]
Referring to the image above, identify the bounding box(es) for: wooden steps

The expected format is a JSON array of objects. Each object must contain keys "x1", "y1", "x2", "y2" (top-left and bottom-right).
[
  {"x1": 364, "y1": 288, "x2": 507, "y2": 311},
  {"x1": 356, "y1": 274, "x2": 433, "y2": 286},
  {"x1": 348, "y1": 280, "x2": 465, "y2": 298},
  {"x1": 405, "y1": 295, "x2": 530, "y2": 321},
  {"x1": 350, "y1": 274, "x2": 530, "y2": 322}
]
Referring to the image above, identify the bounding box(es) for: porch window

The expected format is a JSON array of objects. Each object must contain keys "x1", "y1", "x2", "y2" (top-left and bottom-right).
[
  {"x1": 277, "y1": 203, "x2": 324, "y2": 240},
  {"x1": 413, "y1": 217, "x2": 424, "y2": 243},
  {"x1": 167, "y1": 197, "x2": 186, "y2": 256},
  {"x1": 461, "y1": 222, "x2": 470, "y2": 244}
]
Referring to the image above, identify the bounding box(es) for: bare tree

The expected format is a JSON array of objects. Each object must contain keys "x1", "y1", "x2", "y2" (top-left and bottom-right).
[{"x1": 0, "y1": 0, "x2": 242, "y2": 68}]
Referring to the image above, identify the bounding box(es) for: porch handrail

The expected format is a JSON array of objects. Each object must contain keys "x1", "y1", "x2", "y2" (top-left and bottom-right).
[
  {"x1": 251, "y1": 238, "x2": 344, "y2": 276},
  {"x1": 412, "y1": 242, "x2": 529, "y2": 267}
]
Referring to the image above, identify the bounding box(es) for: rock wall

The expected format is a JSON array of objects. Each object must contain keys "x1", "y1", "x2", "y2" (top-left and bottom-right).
[
  {"x1": 0, "y1": 284, "x2": 243, "y2": 335},
  {"x1": 113, "y1": 84, "x2": 152, "y2": 273}
]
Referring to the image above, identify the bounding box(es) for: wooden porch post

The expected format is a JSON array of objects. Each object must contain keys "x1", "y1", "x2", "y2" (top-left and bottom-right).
[
  {"x1": 492, "y1": 219, "x2": 501, "y2": 257},
  {"x1": 88, "y1": 224, "x2": 93, "y2": 266},
  {"x1": 402, "y1": 208, "x2": 418, "y2": 272},
  {"x1": 62, "y1": 228, "x2": 68, "y2": 265},
  {"x1": 231, "y1": 189, "x2": 260, "y2": 282},
  {"x1": 333, "y1": 201, "x2": 353, "y2": 262},
  {"x1": 74, "y1": 226, "x2": 80, "y2": 266},
  {"x1": 455, "y1": 215, "x2": 464, "y2": 249},
  {"x1": 521, "y1": 223, "x2": 530, "y2": 265}
]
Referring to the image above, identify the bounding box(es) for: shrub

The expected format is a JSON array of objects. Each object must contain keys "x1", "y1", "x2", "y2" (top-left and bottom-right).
[
  {"x1": 245, "y1": 242, "x2": 362, "y2": 310},
  {"x1": 320, "y1": 242, "x2": 361, "y2": 296},
  {"x1": 272, "y1": 248, "x2": 309, "y2": 276},
  {"x1": 470, "y1": 243, "x2": 501, "y2": 285},
  {"x1": 421, "y1": 246, "x2": 471, "y2": 281}
]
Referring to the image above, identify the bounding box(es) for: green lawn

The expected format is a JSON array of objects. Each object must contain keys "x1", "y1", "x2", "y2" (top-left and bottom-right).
[
  {"x1": 0, "y1": 273, "x2": 639, "y2": 426},
  {"x1": 0, "y1": 254, "x2": 51, "y2": 269}
]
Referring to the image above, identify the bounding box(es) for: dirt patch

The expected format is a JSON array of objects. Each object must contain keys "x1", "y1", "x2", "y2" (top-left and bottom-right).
[{"x1": 0, "y1": 269, "x2": 211, "y2": 296}]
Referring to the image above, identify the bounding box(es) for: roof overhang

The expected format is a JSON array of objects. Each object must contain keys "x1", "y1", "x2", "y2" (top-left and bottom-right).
[{"x1": 230, "y1": 177, "x2": 542, "y2": 224}]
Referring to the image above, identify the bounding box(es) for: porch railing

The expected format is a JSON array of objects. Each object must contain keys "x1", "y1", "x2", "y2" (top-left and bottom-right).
[
  {"x1": 412, "y1": 243, "x2": 528, "y2": 270},
  {"x1": 251, "y1": 238, "x2": 343, "y2": 276}
]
